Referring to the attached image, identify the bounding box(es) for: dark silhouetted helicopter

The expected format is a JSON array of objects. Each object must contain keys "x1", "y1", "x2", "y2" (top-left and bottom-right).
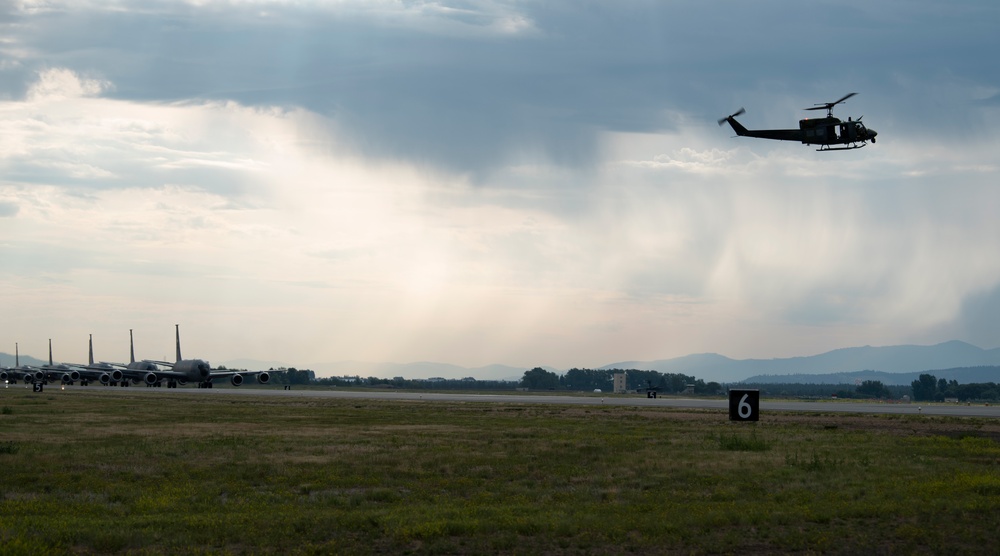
[{"x1": 719, "y1": 93, "x2": 877, "y2": 151}]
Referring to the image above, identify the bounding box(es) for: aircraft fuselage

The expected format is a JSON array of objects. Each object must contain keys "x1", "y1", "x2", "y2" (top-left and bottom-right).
[{"x1": 173, "y1": 358, "x2": 212, "y2": 383}]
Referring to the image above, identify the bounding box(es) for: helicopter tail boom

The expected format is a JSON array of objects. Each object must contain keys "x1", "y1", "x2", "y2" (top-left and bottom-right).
[{"x1": 720, "y1": 109, "x2": 801, "y2": 141}]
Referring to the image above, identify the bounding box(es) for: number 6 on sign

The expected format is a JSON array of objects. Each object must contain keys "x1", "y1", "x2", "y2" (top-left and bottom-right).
[{"x1": 728, "y1": 389, "x2": 759, "y2": 421}]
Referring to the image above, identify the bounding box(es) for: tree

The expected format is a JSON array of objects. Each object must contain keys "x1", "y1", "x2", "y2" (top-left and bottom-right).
[
  {"x1": 520, "y1": 367, "x2": 559, "y2": 390},
  {"x1": 911, "y1": 374, "x2": 937, "y2": 401},
  {"x1": 561, "y1": 368, "x2": 612, "y2": 391},
  {"x1": 278, "y1": 367, "x2": 314, "y2": 386},
  {"x1": 856, "y1": 380, "x2": 892, "y2": 399}
]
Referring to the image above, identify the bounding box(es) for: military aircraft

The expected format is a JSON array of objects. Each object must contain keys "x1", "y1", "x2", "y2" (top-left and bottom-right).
[
  {"x1": 66, "y1": 335, "x2": 126, "y2": 386},
  {"x1": 131, "y1": 325, "x2": 276, "y2": 388},
  {"x1": 105, "y1": 329, "x2": 163, "y2": 387},
  {"x1": 40, "y1": 340, "x2": 82, "y2": 385},
  {"x1": 0, "y1": 344, "x2": 44, "y2": 385},
  {"x1": 719, "y1": 93, "x2": 877, "y2": 151}
]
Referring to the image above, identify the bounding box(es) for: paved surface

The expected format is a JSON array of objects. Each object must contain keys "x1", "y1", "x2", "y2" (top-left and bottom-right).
[{"x1": 33, "y1": 385, "x2": 1000, "y2": 418}]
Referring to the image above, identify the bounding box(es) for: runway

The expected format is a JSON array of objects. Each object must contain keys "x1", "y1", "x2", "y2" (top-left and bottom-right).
[{"x1": 41, "y1": 385, "x2": 1000, "y2": 418}]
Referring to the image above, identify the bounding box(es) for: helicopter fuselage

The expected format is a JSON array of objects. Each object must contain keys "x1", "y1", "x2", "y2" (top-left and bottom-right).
[
  {"x1": 722, "y1": 114, "x2": 877, "y2": 151},
  {"x1": 719, "y1": 94, "x2": 877, "y2": 151}
]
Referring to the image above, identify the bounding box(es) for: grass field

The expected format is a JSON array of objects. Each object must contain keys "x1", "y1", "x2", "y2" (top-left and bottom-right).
[{"x1": 2, "y1": 388, "x2": 1000, "y2": 554}]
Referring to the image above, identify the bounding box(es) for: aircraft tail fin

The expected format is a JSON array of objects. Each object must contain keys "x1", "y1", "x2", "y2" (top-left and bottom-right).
[
  {"x1": 129, "y1": 329, "x2": 136, "y2": 364},
  {"x1": 175, "y1": 324, "x2": 182, "y2": 362},
  {"x1": 89, "y1": 334, "x2": 95, "y2": 365},
  {"x1": 15, "y1": 342, "x2": 19, "y2": 367},
  {"x1": 49, "y1": 339, "x2": 53, "y2": 366}
]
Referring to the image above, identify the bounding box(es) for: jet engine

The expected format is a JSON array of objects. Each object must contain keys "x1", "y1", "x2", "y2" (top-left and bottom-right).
[
  {"x1": 230, "y1": 374, "x2": 244, "y2": 386},
  {"x1": 0, "y1": 371, "x2": 7, "y2": 382},
  {"x1": 60, "y1": 373, "x2": 74, "y2": 384},
  {"x1": 110, "y1": 370, "x2": 124, "y2": 382},
  {"x1": 99, "y1": 373, "x2": 111, "y2": 385},
  {"x1": 143, "y1": 372, "x2": 158, "y2": 386},
  {"x1": 256, "y1": 372, "x2": 271, "y2": 384}
]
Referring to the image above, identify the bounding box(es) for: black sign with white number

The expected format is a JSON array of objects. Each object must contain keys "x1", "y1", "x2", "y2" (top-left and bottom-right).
[{"x1": 728, "y1": 389, "x2": 759, "y2": 421}]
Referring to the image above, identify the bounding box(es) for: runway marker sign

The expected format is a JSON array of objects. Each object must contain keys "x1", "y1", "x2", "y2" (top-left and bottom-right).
[{"x1": 728, "y1": 389, "x2": 759, "y2": 421}]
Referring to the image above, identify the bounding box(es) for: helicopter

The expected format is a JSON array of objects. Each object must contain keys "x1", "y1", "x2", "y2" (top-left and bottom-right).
[{"x1": 719, "y1": 93, "x2": 877, "y2": 151}]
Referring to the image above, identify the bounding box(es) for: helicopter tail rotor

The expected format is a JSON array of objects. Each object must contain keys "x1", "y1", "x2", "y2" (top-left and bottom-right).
[{"x1": 717, "y1": 107, "x2": 745, "y2": 126}]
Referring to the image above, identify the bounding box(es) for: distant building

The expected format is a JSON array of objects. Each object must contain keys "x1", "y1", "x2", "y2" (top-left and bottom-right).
[{"x1": 613, "y1": 372, "x2": 627, "y2": 394}]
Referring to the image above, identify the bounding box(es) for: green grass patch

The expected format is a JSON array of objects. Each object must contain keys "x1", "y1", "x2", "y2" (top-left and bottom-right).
[
  {"x1": 1, "y1": 389, "x2": 999, "y2": 554},
  {"x1": 718, "y1": 429, "x2": 771, "y2": 451}
]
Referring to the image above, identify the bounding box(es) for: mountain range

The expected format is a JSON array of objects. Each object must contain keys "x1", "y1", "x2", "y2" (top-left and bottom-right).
[
  {"x1": 5, "y1": 340, "x2": 999, "y2": 385},
  {"x1": 226, "y1": 340, "x2": 1000, "y2": 384},
  {"x1": 602, "y1": 340, "x2": 1000, "y2": 384}
]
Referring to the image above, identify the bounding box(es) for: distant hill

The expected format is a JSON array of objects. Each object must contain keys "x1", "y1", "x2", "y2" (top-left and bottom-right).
[
  {"x1": 744, "y1": 366, "x2": 1000, "y2": 386},
  {"x1": 0, "y1": 353, "x2": 46, "y2": 368},
  {"x1": 602, "y1": 341, "x2": 1000, "y2": 383}
]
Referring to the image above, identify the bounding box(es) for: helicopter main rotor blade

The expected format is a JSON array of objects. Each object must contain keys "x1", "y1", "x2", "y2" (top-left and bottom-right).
[
  {"x1": 833, "y1": 92, "x2": 857, "y2": 105},
  {"x1": 806, "y1": 92, "x2": 857, "y2": 111}
]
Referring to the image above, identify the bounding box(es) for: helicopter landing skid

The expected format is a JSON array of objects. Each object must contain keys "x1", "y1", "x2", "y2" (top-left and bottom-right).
[{"x1": 817, "y1": 143, "x2": 867, "y2": 152}]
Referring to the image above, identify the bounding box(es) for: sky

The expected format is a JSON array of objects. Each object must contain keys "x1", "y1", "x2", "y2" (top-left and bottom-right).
[{"x1": 1, "y1": 1, "x2": 999, "y2": 374}]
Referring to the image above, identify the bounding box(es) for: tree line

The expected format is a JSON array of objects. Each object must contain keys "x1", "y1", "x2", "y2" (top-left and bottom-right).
[
  {"x1": 264, "y1": 367, "x2": 1000, "y2": 402},
  {"x1": 739, "y1": 380, "x2": 903, "y2": 400},
  {"x1": 519, "y1": 367, "x2": 724, "y2": 395},
  {"x1": 268, "y1": 369, "x2": 515, "y2": 390},
  {"x1": 910, "y1": 373, "x2": 1000, "y2": 402}
]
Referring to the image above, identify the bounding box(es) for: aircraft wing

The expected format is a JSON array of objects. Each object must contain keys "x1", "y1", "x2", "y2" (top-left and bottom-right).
[
  {"x1": 149, "y1": 360, "x2": 176, "y2": 368},
  {"x1": 114, "y1": 367, "x2": 192, "y2": 386},
  {"x1": 207, "y1": 368, "x2": 283, "y2": 386},
  {"x1": 148, "y1": 370, "x2": 190, "y2": 380}
]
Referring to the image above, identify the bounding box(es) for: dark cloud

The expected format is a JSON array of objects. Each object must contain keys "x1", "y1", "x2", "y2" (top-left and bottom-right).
[
  {"x1": 5, "y1": 1, "x2": 994, "y2": 177},
  {"x1": 954, "y1": 283, "x2": 1000, "y2": 349}
]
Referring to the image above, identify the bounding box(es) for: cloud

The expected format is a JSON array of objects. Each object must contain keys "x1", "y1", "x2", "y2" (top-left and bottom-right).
[
  {"x1": 4, "y1": 67, "x2": 991, "y2": 365},
  {"x1": 954, "y1": 283, "x2": 1000, "y2": 348},
  {"x1": 26, "y1": 67, "x2": 110, "y2": 101},
  {"x1": 1, "y1": 2, "x2": 999, "y2": 367},
  {"x1": 0, "y1": 200, "x2": 17, "y2": 216},
  {"x1": 2, "y1": 1, "x2": 998, "y2": 181}
]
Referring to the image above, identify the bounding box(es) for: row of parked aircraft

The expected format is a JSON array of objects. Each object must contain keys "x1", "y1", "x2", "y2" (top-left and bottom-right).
[{"x1": 1, "y1": 325, "x2": 277, "y2": 389}]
